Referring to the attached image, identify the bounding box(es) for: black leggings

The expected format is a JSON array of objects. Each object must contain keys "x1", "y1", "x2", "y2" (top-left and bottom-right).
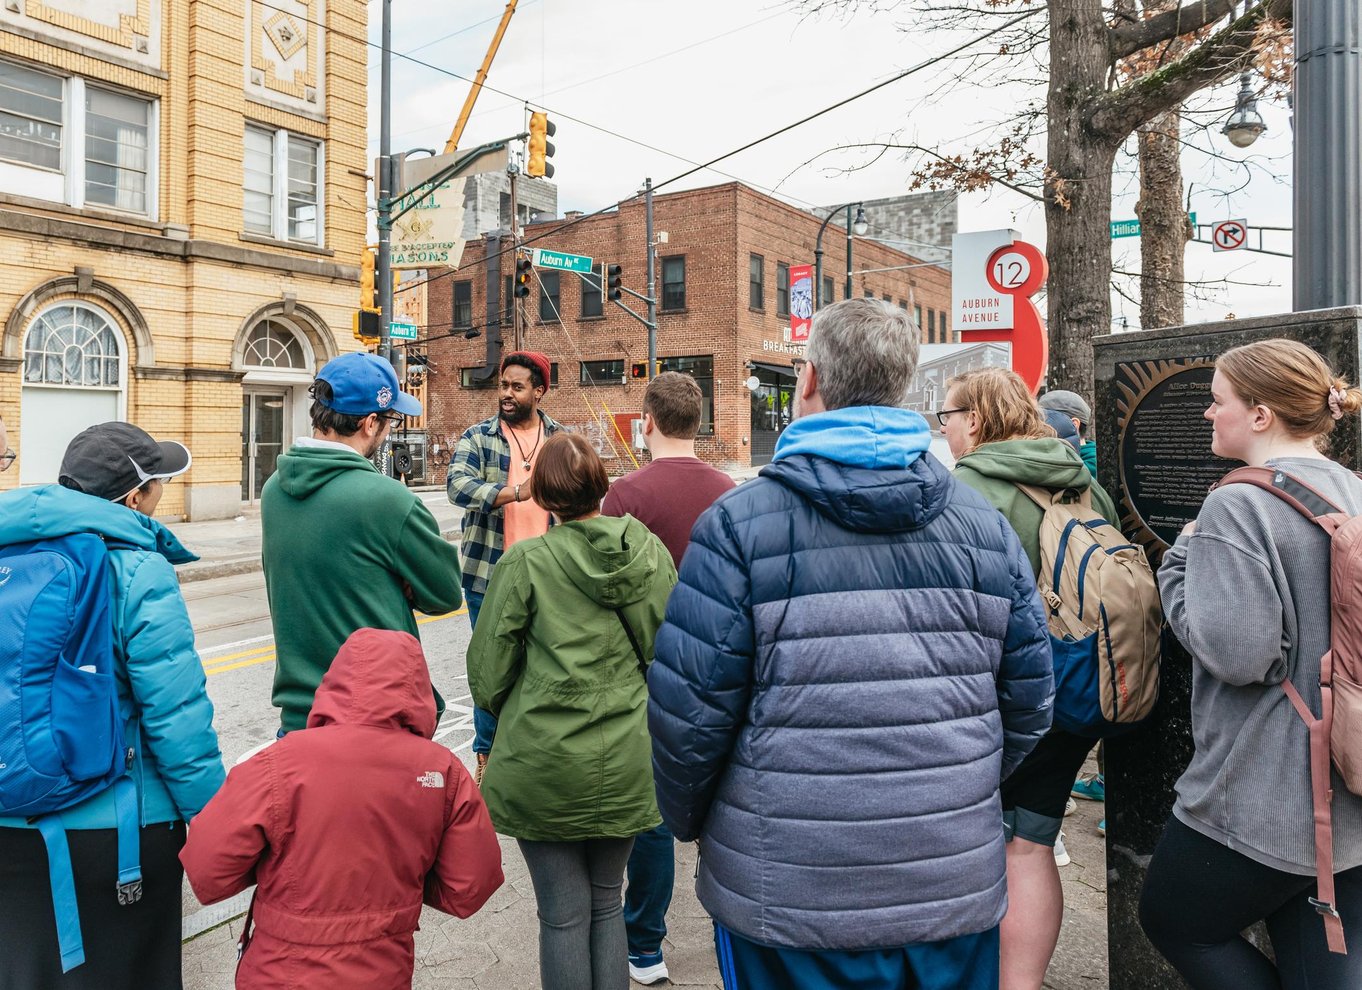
[{"x1": 1139, "y1": 816, "x2": 1362, "y2": 990}]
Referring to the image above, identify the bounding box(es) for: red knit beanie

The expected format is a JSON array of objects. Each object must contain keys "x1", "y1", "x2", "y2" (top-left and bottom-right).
[{"x1": 501, "y1": 350, "x2": 552, "y2": 392}]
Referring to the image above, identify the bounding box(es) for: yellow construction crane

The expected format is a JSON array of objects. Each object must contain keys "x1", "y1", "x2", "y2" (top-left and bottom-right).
[{"x1": 443, "y1": 0, "x2": 518, "y2": 155}]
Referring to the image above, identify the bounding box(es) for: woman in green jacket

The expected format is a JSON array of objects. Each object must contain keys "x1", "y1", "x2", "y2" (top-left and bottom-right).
[
  {"x1": 940, "y1": 367, "x2": 1119, "y2": 990},
  {"x1": 468, "y1": 432, "x2": 676, "y2": 990}
]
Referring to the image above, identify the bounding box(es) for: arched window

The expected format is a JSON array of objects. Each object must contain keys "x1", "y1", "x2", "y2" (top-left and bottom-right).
[
  {"x1": 242, "y1": 319, "x2": 306, "y2": 369},
  {"x1": 22, "y1": 303, "x2": 122, "y2": 387}
]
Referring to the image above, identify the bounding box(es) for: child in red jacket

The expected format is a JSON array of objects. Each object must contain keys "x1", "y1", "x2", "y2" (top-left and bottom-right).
[{"x1": 181, "y1": 628, "x2": 503, "y2": 990}]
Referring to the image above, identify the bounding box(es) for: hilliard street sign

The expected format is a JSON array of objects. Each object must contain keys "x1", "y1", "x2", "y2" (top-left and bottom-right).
[
  {"x1": 532, "y1": 248, "x2": 593, "y2": 273},
  {"x1": 1110, "y1": 212, "x2": 1196, "y2": 239},
  {"x1": 389, "y1": 321, "x2": 418, "y2": 341}
]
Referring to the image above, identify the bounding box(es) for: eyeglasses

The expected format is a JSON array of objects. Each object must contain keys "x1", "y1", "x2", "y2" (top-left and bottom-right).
[
  {"x1": 935, "y1": 408, "x2": 969, "y2": 427},
  {"x1": 377, "y1": 413, "x2": 404, "y2": 426},
  {"x1": 0, "y1": 449, "x2": 14, "y2": 471}
]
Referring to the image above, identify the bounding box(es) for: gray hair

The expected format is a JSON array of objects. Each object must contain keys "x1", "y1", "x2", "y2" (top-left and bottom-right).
[{"x1": 803, "y1": 297, "x2": 921, "y2": 410}]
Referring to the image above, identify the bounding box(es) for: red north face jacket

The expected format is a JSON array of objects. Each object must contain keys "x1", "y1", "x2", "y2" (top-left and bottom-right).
[{"x1": 180, "y1": 628, "x2": 503, "y2": 990}]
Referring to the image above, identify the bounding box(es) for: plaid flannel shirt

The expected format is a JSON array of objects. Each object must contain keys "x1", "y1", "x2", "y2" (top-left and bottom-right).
[{"x1": 447, "y1": 410, "x2": 563, "y2": 596}]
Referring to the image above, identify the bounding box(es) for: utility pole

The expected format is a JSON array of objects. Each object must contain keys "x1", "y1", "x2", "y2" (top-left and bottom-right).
[
  {"x1": 376, "y1": 0, "x2": 394, "y2": 362},
  {"x1": 844, "y1": 203, "x2": 854, "y2": 300},
  {"x1": 510, "y1": 167, "x2": 521, "y2": 350},
  {"x1": 645, "y1": 177, "x2": 656, "y2": 379},
  {"x1": 1295, "y1": 0, "x2": 1362, "y2": 310}
]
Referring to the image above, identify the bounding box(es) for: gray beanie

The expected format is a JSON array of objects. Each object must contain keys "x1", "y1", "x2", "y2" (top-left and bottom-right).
[{"x1": 1039, "y1": 389, "x2": 1091, "y2": 427}]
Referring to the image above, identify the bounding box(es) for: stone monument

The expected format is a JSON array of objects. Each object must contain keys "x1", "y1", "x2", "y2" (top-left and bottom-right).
[{"x1": 1093, "y1": 306, "x2": 1362, "y2": 989}]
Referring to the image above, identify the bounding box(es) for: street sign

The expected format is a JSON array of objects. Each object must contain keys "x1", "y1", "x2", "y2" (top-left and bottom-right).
[
  {"x1": 389, "y1": 321, "x2": 418, "y2": 341},
  {"x1": 1110, "y1": 212, "x2": 1197, "y2": 239},
  {"x1": 1212, "y1": 219, "x2": 1248, "y2": 252},
  {"x1": 532, "y1": 247, "x2": 594, "y2": 273}
]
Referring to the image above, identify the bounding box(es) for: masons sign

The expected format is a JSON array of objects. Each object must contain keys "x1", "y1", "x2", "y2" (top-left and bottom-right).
[
  {"x1": 391, "y1": 176, "x2": 468, "y2": 270},
  {"x1": 532, "y1": 248, "x2": 594, "y2": 274}
]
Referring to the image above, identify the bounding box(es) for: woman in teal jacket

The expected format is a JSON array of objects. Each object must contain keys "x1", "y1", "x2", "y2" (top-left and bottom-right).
[{"x1": 0, "y1": 423, "x2": 225, "y2": 990}]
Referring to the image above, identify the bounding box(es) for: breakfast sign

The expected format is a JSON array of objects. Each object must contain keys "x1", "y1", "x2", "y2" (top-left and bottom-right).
[{"x1": 951, "y1": 229, "x2": 1050, "y2": 394}]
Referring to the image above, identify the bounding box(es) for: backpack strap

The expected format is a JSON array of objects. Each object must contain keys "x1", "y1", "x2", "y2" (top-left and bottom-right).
[
  {"x1": 1218, "y1": 465, "x2": 1348, "y2": 953},
  {"x1": 1014, "y1": 482, "x2": 1092, "y2": 512}
]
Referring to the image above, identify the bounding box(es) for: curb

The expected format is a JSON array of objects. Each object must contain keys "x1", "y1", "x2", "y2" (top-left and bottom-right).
[{"x1": 176, "y1": 527, "x2": 462, "y2": 585}]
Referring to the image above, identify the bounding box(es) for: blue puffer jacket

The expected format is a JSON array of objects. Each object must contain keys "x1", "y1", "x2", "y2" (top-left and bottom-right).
[
  {"x1": 649, "y1": 406, "x2": 1053, "y2": 951},
  {"x1": 0, "y1": 486, "x2": 225, "y2": 829}
]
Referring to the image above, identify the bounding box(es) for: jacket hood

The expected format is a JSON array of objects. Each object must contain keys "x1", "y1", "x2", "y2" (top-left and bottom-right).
[
  {"x1": 955, "y1": 437, "x2": 1093, "y2": 490},
  {"x1": 543, "y1": 514, "x2": 666, "y2": 608},
  {"x1": 772, "y1": 406, "x2": 931, "y2": 469},
  {"x1": 762, "y1": 450, "x2": 955, "y2": 535},
  {"x1": 307, "y1": 628, "x2": 436, "y2": 737},
  {"x1": 0, "y1": 485, "x2": 196, "y2": 563},
  {"x1": 274, "y1": 445, "x2": 377, "y2": 500}
]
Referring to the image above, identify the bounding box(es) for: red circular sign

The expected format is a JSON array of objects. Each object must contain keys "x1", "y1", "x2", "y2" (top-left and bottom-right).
[{"x1": 1212, "y1": 220, "x2": 1247, "y2": 251}]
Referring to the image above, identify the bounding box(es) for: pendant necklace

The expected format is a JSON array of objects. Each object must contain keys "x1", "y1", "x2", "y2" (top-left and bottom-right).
[{"x1": 508, "y1": 421, "x2": 543, "y2": 471}]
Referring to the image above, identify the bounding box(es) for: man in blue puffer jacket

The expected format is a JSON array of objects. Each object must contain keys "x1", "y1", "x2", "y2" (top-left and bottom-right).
[{"x1": 649, "y1": 298, "x2": 1054, "y2": 990}]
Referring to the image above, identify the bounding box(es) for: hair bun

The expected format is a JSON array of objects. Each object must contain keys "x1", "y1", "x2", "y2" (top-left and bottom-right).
[{"x1": 1333, "y1": 378, "x2": 1362, "y2": 416}]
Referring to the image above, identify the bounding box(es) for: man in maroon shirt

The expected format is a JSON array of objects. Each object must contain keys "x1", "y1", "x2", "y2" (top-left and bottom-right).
[{"x1": 602, "y1": 371, "x2": 735, "y2": 985}]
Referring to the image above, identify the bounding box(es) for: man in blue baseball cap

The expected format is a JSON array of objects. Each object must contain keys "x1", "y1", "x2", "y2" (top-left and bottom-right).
[{"x1": 260, "y1": 352, "x2": 462, "y2": 735}]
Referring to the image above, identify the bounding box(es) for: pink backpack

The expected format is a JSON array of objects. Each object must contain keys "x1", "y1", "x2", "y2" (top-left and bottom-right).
[{"x1": 1221, "y1": 466, "x2": 1362, "y2": 955}]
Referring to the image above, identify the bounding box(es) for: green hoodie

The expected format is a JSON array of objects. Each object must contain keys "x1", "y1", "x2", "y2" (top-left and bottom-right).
[
  {"x1": 468, "y1": 514, "x2": 677, "y2": 841},
  {"x1": 953, "y1": 437, "x2": 1120, "y2": 576},
  {"x1": 262, "y1": 444, "x2": 462, "y2": 732}
]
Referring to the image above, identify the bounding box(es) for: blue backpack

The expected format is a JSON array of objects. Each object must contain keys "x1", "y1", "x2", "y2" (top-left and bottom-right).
[{"x1": 0, "y1": 533, "x2": 142, "y2": 972}]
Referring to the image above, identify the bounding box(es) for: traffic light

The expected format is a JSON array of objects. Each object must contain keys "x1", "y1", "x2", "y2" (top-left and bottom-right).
[
  {"x1": 606, "y1": 263, "x2": 622, "y2": 301},
  {"x1": 631, "y1": 362, "x2": 647, "y2": 379},
  {"x1": 352, "y1": 309, "x2": 380, "y2": 343},
  {"x1": 527, "y1": 112, "x2": 556, "y2": 179},
  {"x1": 360, "y1": 246, "x2": 376, "y2": 311},
  {"x1": 514, "y1": 256, "x2": 532, "y2": 298}
]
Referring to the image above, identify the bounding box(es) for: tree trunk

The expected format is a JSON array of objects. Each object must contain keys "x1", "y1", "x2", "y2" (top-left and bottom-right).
[
  {"x1": 1135, "y1": 108, "x2": 1188, "y2": 329},
  {"x1": 1045, "y1": 0, "x2": 1119, "y2": 398}
]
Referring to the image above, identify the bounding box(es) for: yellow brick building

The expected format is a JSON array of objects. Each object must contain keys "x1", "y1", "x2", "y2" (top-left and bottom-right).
[{"x1": 0, "y1": 0, "x2": 367, "y2": 518}]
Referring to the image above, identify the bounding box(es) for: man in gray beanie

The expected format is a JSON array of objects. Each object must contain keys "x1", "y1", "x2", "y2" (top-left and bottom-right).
[{"x1": 1039, "y1": 389, "x2": 1096, "y2": 476}]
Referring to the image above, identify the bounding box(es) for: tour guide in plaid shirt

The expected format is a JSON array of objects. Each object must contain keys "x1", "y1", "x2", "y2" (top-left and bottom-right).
[{"x1": 447, "y1": 351, "x2": 563, "y2": 780}]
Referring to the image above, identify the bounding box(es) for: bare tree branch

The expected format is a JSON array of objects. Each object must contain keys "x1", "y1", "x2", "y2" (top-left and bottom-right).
[{"x1": 1109, "y1": 0, "x2": 1237, "y2": 60}]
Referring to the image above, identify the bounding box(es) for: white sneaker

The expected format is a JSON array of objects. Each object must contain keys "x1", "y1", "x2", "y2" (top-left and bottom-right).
[
  {"x1": 1064, "y1": 796, "x2": 1077, "y2": 817},
  {"x1": 1054, "y1": 831, "x2": 1072, "y2": 867},
  {"x1": 628, "y1": 953, "x2": 669, "y2": 985}
]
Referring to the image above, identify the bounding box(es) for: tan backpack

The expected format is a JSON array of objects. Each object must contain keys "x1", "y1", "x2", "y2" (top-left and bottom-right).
[
  {"x1": 1017, "y1": 484, "x2": 1162, "y2": 737},
  {"x1": 1220, "y1": 466, "x2": 1362, "y2": 955}
]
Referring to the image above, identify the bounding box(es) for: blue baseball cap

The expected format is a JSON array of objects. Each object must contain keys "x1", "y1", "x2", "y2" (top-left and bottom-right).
[{"x1": 316, "y1": 352, "x2": 422, "y2": 417}]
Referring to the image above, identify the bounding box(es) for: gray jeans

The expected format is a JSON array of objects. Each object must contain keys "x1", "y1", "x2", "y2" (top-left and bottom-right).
[{"x1": 517, "y1": 837, "x2": 635, "y2": 990}]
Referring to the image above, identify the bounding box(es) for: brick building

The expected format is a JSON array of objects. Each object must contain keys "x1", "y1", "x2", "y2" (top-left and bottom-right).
[
  {"x1": 0, "y1": 0, "x2": 367, "y2": 518},
  {"x1": 422, "y1": 181, "x2": 953, "y2": 472}
]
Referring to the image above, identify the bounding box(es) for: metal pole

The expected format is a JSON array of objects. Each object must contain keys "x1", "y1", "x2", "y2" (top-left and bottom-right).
[
  {"x1": 376, "y1": 0, "x2": 394, "y2": 361},
  {"x1": 844, "y1": 204, "x2": 854, "y2": 299},
  {"x1": 645, "y1": 177, "x2": 657, "y2": 379},
  {"x1": 814, "y1": 246, "x2": 824, "y2": 309},
  {"x1": 510, "y1": 168, "x2": 521, "y2": 350},
  {"x1": 1295, "y1": 0, "x2": 1362, "y2": 310}
]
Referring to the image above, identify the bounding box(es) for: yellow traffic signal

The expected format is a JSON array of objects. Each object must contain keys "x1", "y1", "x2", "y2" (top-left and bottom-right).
[
  {"x1": 527, "y1": 112, "x2": 556, "y2": 179},
  {"x1": 360, "y1": 247, "x2": 376, "y2": 311}
]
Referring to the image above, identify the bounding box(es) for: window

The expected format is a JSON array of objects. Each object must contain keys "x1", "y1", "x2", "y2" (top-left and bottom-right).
[
  {"x1": 581, "y1": 263, "x2": 603, "y2": 318},
  {"x1": 461, "y1": 367, "x2": 497, "y2": 389},
  {"x1": 928, "y1": 309, "x2": 937, "y2": 343},
  {"x1": 822, "y1": 276, "x2": 834, "y2": 307},
  {"x1": 0, "y1": 60, "x2": 157, "y2": 216},
  {"x1": 659, "y1": 355, "x2": 713, "y2": 434},
  {"x1": 243, "y1": 124, "x2": 323, "y2": 245},
  {"x1": 242, "y1": 320, "x2": 306, "y2": 369},
  {"x1": 84, "y1": 87, "x2": 149, "y2": 213},
  {"x1": 661, "y1": 255, "x2": 686, "y2": 311},
  {"x1": 776, "y1": 263, "x2": 790, "y2": 318},
  {"x1": 453, "y1": 280, "x2": 472, "y2": 328},
  {"x1": 0, "y1": 61, "x2": 62, "y2": 170},
  {"x1": 539, "y1": 271, "x2": 561, "y2": 322},
  {"x1": 940, "y1": 311, "x2": 950, "y2": 342},
  {"x1": 898, "y1": 299, "x2": 908, "y2": 310},
  {"x1": 749, "y1": 254, "x2": 764, "y2": 310},
  {"x1": 580, "y1": 359, "x2": 624, "y2": 385},
  {"x1": 23, "y1": 303, "x2": 121, "y2": 387},
  {"x1": 914, "y1": 305, "x2": 923, "y2": 332},
  {"x1": 864, "y1": 289, "x2": 874, "y2": 299}
]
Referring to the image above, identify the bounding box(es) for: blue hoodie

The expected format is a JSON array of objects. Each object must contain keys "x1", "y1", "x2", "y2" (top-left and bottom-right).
[
  {"x1": 0, "y1": 486, "x2": 225, "y2": 829},
  {"x1": 649, "y1": 405, "x2": 1053, "y2": 951}
]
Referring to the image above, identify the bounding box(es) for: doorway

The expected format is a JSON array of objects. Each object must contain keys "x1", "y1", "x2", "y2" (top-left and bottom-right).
[
  {"x1": 749, "y1": 362, "x2": 797, "y2": 466},
  {"x1": 241, "y1": 390, "x2": 288, "y2": 501}
]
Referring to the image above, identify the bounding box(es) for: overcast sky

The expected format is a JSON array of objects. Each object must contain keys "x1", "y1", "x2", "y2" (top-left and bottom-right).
[{"x1": 366, "y1": 0, "x2": 1295, "y2": 330}]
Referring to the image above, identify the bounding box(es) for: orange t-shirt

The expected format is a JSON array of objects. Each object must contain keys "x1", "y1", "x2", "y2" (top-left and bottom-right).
[{"x1": 503, "y1": 420, "x2": 550, "y2": 548}]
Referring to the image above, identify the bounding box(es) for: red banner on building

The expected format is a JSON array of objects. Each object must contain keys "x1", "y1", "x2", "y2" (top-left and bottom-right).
[{"x1": 788, "y1": 264, "x2": 814, "y2": 343}]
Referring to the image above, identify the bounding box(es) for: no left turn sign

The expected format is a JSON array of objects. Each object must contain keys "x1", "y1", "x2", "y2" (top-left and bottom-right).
[{"x1": 1212, "y1": 219, "x2": 1248, "y2": 252}]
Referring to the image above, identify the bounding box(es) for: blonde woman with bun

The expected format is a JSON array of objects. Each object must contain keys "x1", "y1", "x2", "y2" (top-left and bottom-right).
[{"x1": 1142, "y1": 339, "x2": 1362, "y2": 989}]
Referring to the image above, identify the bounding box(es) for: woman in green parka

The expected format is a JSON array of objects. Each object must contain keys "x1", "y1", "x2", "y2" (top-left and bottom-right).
[{"x1": 467, "y1": 432, "x2": 676, "y2": 990}]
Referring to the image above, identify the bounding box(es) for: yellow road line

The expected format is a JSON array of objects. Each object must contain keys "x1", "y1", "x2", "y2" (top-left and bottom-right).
[{"x1": 202, "y1": 609, "x2": 466, "y2": 676}]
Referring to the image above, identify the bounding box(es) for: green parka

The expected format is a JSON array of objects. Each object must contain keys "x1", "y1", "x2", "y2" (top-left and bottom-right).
[
  {"x1": 953, "y1": 437, "x2": 1120, "y2": 576},
  {"x1": 468, "y1": 514, "x2": 676, "y2": 841}
]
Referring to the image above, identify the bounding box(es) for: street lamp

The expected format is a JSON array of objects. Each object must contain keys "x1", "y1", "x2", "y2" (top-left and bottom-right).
[
  {"x1": 814, "y1": 203, "x2": 869, "y2": 309},
  {"x1": 1223, "y1": 72, "x2": 1267, "y2": 148}
]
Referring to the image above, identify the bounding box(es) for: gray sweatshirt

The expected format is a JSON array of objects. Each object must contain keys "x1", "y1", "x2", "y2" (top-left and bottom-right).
[{"x1": 1159, "y1": 456, "x2": 1362, "y2": 875}]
